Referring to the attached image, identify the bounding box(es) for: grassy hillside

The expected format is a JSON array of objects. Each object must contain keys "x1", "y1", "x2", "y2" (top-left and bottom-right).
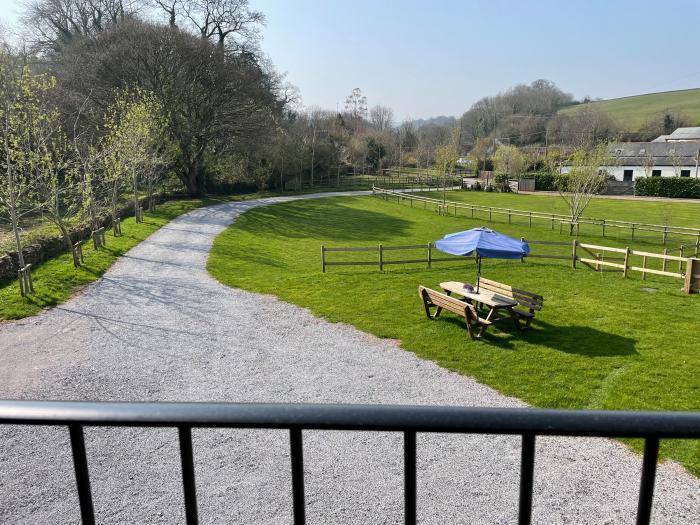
[{"x1": 558, "y1": 88, "x2": 700, "y2": 129}]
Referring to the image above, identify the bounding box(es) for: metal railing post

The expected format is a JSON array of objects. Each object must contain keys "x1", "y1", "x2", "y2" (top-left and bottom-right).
[
  {"x1": 69, "y1": 425, "x2": 95, "y2": 525},
  {"x1": 404, "y1": 431, "x2": 417, "y2": 525},
  {"x1": 290, "y1": 428, "x2": 306, "y2": 525}
]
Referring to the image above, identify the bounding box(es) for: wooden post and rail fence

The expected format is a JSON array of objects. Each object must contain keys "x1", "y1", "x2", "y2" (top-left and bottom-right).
[
  {"x1": 320, "y1": 239, "x2": 700, "y2": 294},
  {"x1": 372, "y1": 186, "x2": 700, "y2": 248}
]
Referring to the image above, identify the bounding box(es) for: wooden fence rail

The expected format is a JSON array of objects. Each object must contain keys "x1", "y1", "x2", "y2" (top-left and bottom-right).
[
  {"x1": 372, "y1": 186, "x2": 700, "y2": 247},
  {"x1": 321, "y1": 239, "x2": 700, "y2": 293}
]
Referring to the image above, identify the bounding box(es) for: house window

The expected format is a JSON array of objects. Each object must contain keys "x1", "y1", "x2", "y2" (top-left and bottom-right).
[
  {"x1": 681, "y1": 170, "x2": 691, "y2": 177},
  {"x1": 652, "y1": 170, "x2": 662, "y2": 177},
  {"x1": 623, "y1": 170, "x2": 633, "y2": 182}
]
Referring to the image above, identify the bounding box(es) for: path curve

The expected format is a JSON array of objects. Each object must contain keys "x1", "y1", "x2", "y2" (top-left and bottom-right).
[{"x1": 0, "y1": 192, "x2": 697, "y2": 524}]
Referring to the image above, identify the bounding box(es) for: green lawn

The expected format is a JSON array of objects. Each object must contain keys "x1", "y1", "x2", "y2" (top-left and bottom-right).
[
  {"x1": 208, "y1": 194, "x2": 700, "y2": 475},
  {"x1": 558, "y1": 88, "x2": 700, "y2": 129},
  {"x1": 418, "y1": 190, "x2": 700, "y2": 250}
]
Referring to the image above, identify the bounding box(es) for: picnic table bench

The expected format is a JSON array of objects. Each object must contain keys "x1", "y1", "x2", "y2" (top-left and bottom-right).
[
  {"x1": 418, "y1": 286, "x2": 492, "y2": 340},
  {"x1": 441, "y1": 278, "x2": 543, "y2": 329}
]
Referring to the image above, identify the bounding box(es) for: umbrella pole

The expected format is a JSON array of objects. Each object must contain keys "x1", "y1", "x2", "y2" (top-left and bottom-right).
[{"x1": 476, "y1": 255, "x2": 482, "y2": 293}]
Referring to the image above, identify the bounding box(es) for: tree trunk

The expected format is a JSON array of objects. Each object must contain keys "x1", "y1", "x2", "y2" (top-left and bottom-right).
[
  {"x1": 53, "y1": 190, "x2": 79, "y2": 267},
  {"x1": 57, "y1": 220, "x2": 79, "y2": 267},
  {"x1": 10, "y1": 206, "x2": 25, "y2": 269},
  {"x1": 132, "y1": 168, "x2": 141, "y2": 223},
  {"x1": 180, "y1": 154, "x2": 204, "y2": 196},
  {"x1": 112, "y1": 182, "x2": 120, "y2": 237}
]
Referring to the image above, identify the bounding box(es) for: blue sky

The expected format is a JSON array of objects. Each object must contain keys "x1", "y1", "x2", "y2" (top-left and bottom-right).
[{"x1": 3, "y1": 0, "x2": 700, "y2": 119}]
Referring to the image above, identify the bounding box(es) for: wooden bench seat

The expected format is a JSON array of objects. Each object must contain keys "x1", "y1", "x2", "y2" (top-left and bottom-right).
[
  {"x1": 477, "y1": 278, "x2": 543, "y2": 328},
  {"x1": 418, "y1": 286, "x2": 492, "y2": 340}
]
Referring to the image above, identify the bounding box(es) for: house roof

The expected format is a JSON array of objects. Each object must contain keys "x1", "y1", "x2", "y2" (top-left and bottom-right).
[
  {"x1": 609, "y1": 141, "x2": 700, "y2": 166},
  {"x1": 666, "y1": 127, "x2": 700, "y2": 141}
]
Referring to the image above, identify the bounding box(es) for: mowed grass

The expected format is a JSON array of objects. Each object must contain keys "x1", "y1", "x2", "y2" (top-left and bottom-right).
[
  {"x1": 420, "y1": 190, "x2": 700, "y2": 249},
  {"x1": 558, "y1": 88, "x2": 700, "y2": 129},
  {"x1": 208, "y1": 194, "x2": 700, "y2": 475}
]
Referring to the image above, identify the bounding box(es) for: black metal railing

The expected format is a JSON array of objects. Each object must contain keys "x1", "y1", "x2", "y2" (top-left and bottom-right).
[{"x1": 1, "y1": 400, "x2": 698, "y2": 525}]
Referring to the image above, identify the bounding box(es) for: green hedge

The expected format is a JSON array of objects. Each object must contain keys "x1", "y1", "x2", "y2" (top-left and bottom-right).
[
  {"x1": 533, "y1": 172, "x2": 558, "y2": 191},
  {"x1": 635, "y1": 177, "x2": 700, "y2": 199}
]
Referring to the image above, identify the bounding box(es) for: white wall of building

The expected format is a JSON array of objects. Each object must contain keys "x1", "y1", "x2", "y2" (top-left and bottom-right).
[{"x1": 560, "y1": 165, "x2": 700, "y2": 180}]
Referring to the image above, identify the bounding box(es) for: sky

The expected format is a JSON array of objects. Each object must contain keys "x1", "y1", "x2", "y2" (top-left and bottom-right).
[{"x1": 2, "y1": 0, "x2": 700, "y2": 119}]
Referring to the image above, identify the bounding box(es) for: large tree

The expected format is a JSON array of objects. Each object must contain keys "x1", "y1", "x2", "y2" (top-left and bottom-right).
[{"x1": 53, "y1": 18, "x2": 282, "y2": 194}]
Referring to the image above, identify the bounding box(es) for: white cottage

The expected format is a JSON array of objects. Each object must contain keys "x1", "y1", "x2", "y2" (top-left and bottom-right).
[{"x1": 561, "y1": 127, "x2": 700, "y2": 181}]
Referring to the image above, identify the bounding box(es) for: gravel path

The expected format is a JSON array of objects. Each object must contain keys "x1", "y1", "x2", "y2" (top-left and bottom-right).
[{"x1": 0, "y1": 192, "x2": 698, "y2": 524}]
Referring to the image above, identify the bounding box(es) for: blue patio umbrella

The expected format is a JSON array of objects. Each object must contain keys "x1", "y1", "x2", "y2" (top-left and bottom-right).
[{"x1": 434, "y1": 227, "x2": 530, "y2": 292}]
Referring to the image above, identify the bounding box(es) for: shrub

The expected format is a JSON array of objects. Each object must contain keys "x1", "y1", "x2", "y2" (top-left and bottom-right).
[
  {"x1": 533, "y1": 171, "x2": 559, "y2": 191},
  {"x1": 635, "y1": 177, "x2": 700, "y2": 199},
  {"x1": 494, "y1": 173, "x2": 511, "y2": 192}
]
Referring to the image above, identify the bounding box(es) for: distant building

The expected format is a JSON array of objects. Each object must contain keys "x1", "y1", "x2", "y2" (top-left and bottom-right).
[
  {"x1": 651, "y1": 126, "x2": 700, "y2": 142},
  {"x1": 561, "y1": 127, "x2": 700, "y2": 181}
]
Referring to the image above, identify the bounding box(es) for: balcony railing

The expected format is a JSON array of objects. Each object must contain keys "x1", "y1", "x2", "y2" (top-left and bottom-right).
[{"x1": 1, "y1": 400, "x2": 698, "y2": 525}]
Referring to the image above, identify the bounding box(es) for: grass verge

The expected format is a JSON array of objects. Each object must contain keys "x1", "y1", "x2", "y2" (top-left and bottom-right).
[{"x1": 208, "y1": 194, "x2": 700, "y2": 476}]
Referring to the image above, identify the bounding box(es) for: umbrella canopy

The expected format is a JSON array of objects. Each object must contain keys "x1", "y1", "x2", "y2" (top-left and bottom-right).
[
  {"x1": 435, "y1": 228, "x2": 529, "y2": 259},
  {"x1": 434, "y1": 228, "x2": 530, "y2": 292}
]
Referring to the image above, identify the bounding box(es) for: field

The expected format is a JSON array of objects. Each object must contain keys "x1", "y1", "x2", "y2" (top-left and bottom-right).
[
  {"x1": 208, "y1": 192, "x2": 700, "y2": 475},
  {"x1": 558, "y1": 88, "x2": 700, "y2": 129},
  {"x1": 418, "y1": 190, "x2": 700, "y2": 247}
]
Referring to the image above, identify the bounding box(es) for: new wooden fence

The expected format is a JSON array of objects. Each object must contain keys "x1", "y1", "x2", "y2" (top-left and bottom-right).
[
  {"x1": 321, "y1": 244, "x2": 466, "y2": 272},
  {"x1": 372, "y1": 187, "x2": 700, "y2": 248},
  {"x1": 321, "y1": 239, "x2": 700, "y2": 293}
]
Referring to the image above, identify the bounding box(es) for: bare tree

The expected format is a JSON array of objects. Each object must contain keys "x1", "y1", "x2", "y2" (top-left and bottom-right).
[
  {"x1": 668, "y1": 147, "x2": 683, "y2": 177},
  {"x1": 641, "y1": 150, "x2": 655, "y2": 178},
  {"x1": 21, "y1": 0, "x2": 139, "y2": 52},
  {"x1": 154, "y1": 0, "x2": 265, "y2": 50},
  {"x1": 344, "y1": 87, "x2": 367, "y2": 131},
  {"x1": 555, "y1": 143, "x2": 609, "y2": 234},
  {"x1": 369, "y1": 105, "x2": 393, "y2": 131}
]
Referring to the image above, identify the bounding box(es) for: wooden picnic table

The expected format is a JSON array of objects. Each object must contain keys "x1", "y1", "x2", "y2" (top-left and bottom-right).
[{"x1": 439, "y1": 281, "x2": 519, "y2": 327}]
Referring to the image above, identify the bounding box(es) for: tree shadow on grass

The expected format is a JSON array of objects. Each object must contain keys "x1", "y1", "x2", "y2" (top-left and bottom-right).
[
  {"x1": 236, "y1": 200, "x2": 412, "y2": 241},
  {"x1": 435, "y1": 317, "x2": 637, "y2": 357}
]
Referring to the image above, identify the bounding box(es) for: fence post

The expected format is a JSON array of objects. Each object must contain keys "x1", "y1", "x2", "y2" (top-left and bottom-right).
[
  {"x1": 529, "y1": 212, "x2": 532, "y2": 228},
  {"x1": 679, "y1": 246, "x2": 684, "y2": 273},
  {"x1": 642, "y1": 256, "x2": 647, "y2": 281},
  {"x1": 26, "y1": 265, "x2": 33, "y2": 293},
  {"x1": 696, "y1": 230, "x2": 700, "y2": 253},
  {"x1": 551, "y1": 214, "x2": 554, "y2": 230},
  {"x1": 596, "y1": 253, "x2": 601, "y2": 272},
  {"x1": 379, "y1": 244, "x2": 383, "y2": 272},
  {"x1": 662, "y1": 226, "x2": 668, "y2": 245},
  {"x1": 684, "y1": 258, "x2": 700, "y2": 294},
  {"x1": 427, "y1": 243, "x2": 432, "y2": 268},
  {"x1": 631, "y1": 223, "x2": 635, "y2": 241},
  {"x1": 520, "y1": 238, "x2": 525, "y2": 263},
  {"x1": 18, "y1": 269, "x2": 26, "y2": 297},
  {"x1": 602, "y1": 219, "x2": 606, "y2": 238},
  {"x1": 623, "y1": 247, "x2": 630, "y2": 278},
  {"x1": 508, "y1": 209, "x2": 512, "y2": 224},
  {"x1": 662, "y1": 249, "x2": 668, "y2": 272},
  {"x1": 489, "y1": 207, "x2": 492, "y2": 222},
  {"x1": 571, "y1": 240, "x2": 577, "y2": 269},
  {"x1": 321, "y1": 245, "x2": 326, "y2": 273}
]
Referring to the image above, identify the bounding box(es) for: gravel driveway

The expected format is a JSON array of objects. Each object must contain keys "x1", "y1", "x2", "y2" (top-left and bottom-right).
[{"x1": 0, "y1": 192, "x2": 698, "y2": 524}]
